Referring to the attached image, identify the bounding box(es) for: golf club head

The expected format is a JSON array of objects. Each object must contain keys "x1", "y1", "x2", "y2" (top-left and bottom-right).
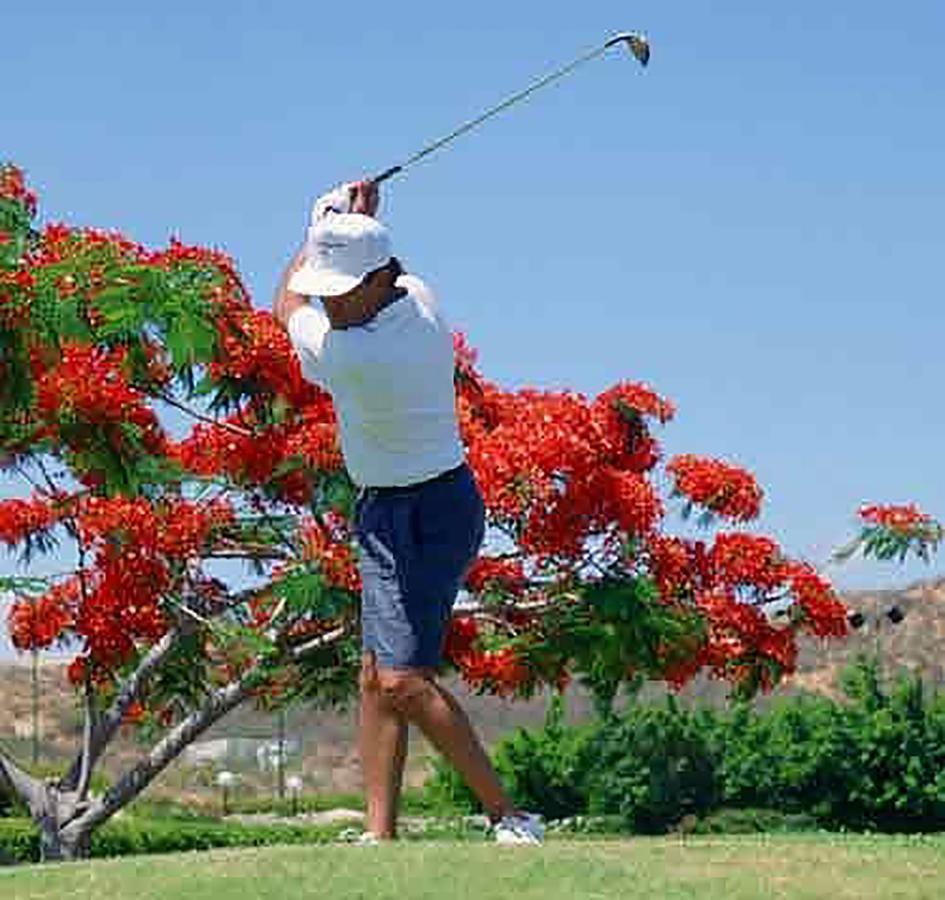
[{"x1": 605, "y1": 31, "x2": 650, "y2": 67}]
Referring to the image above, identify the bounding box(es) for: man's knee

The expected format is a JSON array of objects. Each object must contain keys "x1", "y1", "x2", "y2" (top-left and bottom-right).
[
  {"x1": 373, "y1": 665, "x2": 438, "y2": 715},
  {"x1": 360, "y1": 651, "x2": 380, "y2": 693}
]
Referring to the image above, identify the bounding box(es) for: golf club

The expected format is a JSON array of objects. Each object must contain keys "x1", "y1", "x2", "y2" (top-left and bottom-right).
[{"x1": 369, "y1": 31, "x2": 650, "y2": 185}]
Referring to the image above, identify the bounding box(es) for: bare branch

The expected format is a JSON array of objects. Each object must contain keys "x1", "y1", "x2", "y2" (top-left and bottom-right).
[
  {"x1": 205, "y1": 543, "x2": 290, "y2": 561},
  {"x1": 153, "y1": 390, "x2": 253, "y2": 437},
  {"x1": 64, "y1": 669, "x2": 258, "y2": 837},
  {"x1": 12, "y1": 462, "x2": 48, "y2": 496},
  {"x1": 458, "y1": 596, "x2": 567, "y2": 616},
  {"x1": 471, "y1": 613, "x2": 521, "y2": 637},
  {"x1": 61, "y1": 628, "x2": 182, "y2": 793},
  {"x1": 289, "y1": 624, "x2": 349, "y2": 659},
  {"x1": 0, "y1": 745, "x2": 42, "y2": 810},
  {"x1": 74, "y1": 678, "x2": 95, "y2": 803},
  {"x1": 33, "y1": 457, "x2": 74, "y2": 505}
]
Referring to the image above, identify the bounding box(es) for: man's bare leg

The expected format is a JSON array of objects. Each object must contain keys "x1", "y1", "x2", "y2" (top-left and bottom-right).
[
  {"x1": 359, "y1": 651, "x2": 409, "y2": 838},
  {"x1": 369, "y1": 662, "x2": 519, "y2": 824}
]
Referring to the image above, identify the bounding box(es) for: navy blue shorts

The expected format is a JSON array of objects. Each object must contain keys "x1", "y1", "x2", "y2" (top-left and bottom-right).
[{"x1": 354, "y1": 462, "x2": 485, "y2": 669}]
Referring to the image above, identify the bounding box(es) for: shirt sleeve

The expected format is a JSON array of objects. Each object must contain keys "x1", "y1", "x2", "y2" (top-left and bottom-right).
[
  {"x1": 398, "y1": 273, "x2": 445, "y2": 324},
  {"x1": 287, "y1": 302, "x2": 331, "y2": 387}
]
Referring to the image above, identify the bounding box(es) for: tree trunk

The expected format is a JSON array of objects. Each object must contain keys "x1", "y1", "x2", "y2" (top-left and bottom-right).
[
  {"x1": 2, "y1": 666, "x2": 253, "y2": 864},
  {"x1": 0, "y1": 627, "x2": 345, "y2": 864},
  {"x1": 0, "y1": 752, "x2": 93, "y2": 861},
  {"x1": 37, "y1": 805, "x2": 91, "y2": 862},
  {"x1": 29, "y1": 784, "x2": 95, "y2": 862}
]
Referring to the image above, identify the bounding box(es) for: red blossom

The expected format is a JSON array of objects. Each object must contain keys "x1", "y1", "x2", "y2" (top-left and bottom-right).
[
  {"x1": 443, "y1": 616, "x2": 480, "y2": 662},
  {"x1": 601, "y1": 467, "x2": 663, "y2": 537},
  {"x1": 647, "y1": 535, "x2": 711, "y2": 601},
  {"x1": 858, "y1": 503, "x2": 936, "y2": 536},
  {"x1": 666, "y1": 454, "x2": 763, "y2": 521},
  {"x1": 784, "y1": 562, "x2": 849, "y2": 638},
  {"x1": 0, "y1": 164, "x2": 37, "y2": 216},
  {"x1": 456, "y1": 647, "x2": 532, "y2": 698},
  {"x1": 66, "y1": 656, "x2": 88, "y2": 686},
  {"x1": 0, "y1": 166, "x2": 854, "y2": 704},
  {"x1": 0, "y1": 494, "x2": 62, "y2": 547},
  {"x1": 594, "y1": 381, "x2": 676, "y2": 424},
  {"x1": 300, "y1": 519, "x2": 361, "y2": 593},
  {"x1": 209, "y1": 309, "x2": 324, "y2": 408},
  {"x1": 709, "y1": 532, "x2": 788, "y2": 592},
  {"x1": 121, "y1": 701, "x2": 146, "y2": 725},
  {"x1": 7, "y1": 581, "x2": 77, "y2": 650},
  {"x1": 464, "y1": 557, "x2": 527, "y2": 597}
]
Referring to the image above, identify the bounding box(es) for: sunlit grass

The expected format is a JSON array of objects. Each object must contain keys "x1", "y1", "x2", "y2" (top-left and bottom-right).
[{"x1": 4, "y1": 834, "x2": 945, "y2": 899}]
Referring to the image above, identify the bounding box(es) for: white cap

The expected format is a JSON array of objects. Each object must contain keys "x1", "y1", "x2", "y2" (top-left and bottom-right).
[{"x1": 288, "y1": 213, "x2": 393, "y2": 298}]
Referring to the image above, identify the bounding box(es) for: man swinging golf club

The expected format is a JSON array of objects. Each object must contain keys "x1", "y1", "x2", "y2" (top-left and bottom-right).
[{"x1": 272, "y1": 180, "x2": 545, "y2": 845}]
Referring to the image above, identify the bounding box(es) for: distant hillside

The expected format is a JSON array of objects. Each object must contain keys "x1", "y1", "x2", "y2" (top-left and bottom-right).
[{"x1": 2, "y1": 577, "x2": 943, "y2": 805}]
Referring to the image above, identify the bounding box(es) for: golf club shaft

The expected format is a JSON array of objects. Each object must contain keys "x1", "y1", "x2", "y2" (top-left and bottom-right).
[{"x1": 369, "y1": 40, "x2": 617, "y2": 185}]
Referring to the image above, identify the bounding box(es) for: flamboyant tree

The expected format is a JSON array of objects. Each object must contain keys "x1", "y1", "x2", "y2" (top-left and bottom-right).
[
  {"x1": 835, "y1": 503, "x2": 943, "y2": 566},
  {"x1": 0, "y1": 164, "x2": 851, "y2": 860}
]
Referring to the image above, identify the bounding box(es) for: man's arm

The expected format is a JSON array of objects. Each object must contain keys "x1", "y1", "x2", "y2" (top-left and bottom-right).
[
  {"x1": 272, "y1": 181, "x2": 380, "y2": 331},
  {"x1": 272, "y1": 247, "x2": 309, "y2": 331}
]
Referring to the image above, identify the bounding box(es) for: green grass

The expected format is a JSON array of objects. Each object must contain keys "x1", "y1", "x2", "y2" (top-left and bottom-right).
[{"x1": 4, "y1": 834, "x2": 945, "y2": 899}]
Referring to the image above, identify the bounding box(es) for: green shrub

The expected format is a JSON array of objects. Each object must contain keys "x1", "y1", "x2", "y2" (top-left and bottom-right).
[
  {"x1": 714, "y1": 656, "x2": 945, "y2": 832},
  {"x1": 0, "y1": 816, "x2": 343, "y2": 864},
  {"x1": 423, "y1": 653, "x2": 945, "y2": 835},
  {"x1": 0, "y1": 820, "x2": 36, "y2": 864},
  {"x1": 0, "y1": 790, "x2": 26, "y2": 819},
  {"x1": 423, "y1": 755, "x2": 483, "y2": 814},
  {"x1": 491, "y1": 694, "x2": 598, "y2": 821},
  {"x1": 585, "y1": 696, "x2": 719, "y2": 833},
  {"x1": 830, "y1": 656, "x2": 945, "y2": 831},
  {"x1": 423, "y1": 694, "x2": 597, "y2": 820},
  {"x1": 691, "y1": 807, "x2": 820, "y2": 834},
  {"x1": 714, "y1": 694, "x2": 850, "y2": 822}
]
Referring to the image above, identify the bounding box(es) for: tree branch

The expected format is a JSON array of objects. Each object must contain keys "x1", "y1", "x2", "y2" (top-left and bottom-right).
[
  {"x1": 0, "y1": 745, "x2": 42, "y2": 811},
  {"x1": 74, "y1": 677, "x2": 95, "y2": 803},
  {"x1": 289, "y1": 624, "x2": 350, "y2": 659},
  {"x1": 153, "y1": 390, "x2": 253, "y2": 437},
  {"x1": 60, "y1": 628, "x2": 182, "y2": 793},
  {"x1": 205, "y1": 543, "x2": 290, "y2": 561},
  {"x1": 63, "y1": 669, "x2": 257, "y2": 837}
]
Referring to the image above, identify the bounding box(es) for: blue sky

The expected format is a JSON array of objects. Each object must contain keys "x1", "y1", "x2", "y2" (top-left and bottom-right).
[{"x1": 2, "y1": 1, "x2": 943, "y2": 656}]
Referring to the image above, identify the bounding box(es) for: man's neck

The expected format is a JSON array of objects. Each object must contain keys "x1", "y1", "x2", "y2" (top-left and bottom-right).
[{"x1": 323, "y1": 285, "x2": 407, "y2": 331}]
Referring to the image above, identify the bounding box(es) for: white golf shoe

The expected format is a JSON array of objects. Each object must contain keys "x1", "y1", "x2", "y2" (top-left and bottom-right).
[{"x1": 492, "y1": 811, "x2": 545, "y2": 845}]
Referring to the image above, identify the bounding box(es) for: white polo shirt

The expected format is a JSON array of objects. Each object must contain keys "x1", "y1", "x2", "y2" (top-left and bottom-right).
[{"x1": 286, "y1": 273, "x2": 465, "y2": 488}]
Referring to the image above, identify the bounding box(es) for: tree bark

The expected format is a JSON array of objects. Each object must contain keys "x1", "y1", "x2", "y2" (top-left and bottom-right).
[
  {"x1": 0, "y1": 748, "x2": 87, "y2": 861},
  {"x1": 61, "y1": 670, "x2": 257, "y2": 843},
  {"x1": 5, "y1": 664, "x2": 258, "y2": 862},
  {"x1": 5, "y1": 589, "x2": 349, "y2": 863},
  {"x1": 0, "y1": 747, "x2": 42, "y2": 812},
  {"x1": 60, "y1": 627, "x2": 182, "y2": 794}
]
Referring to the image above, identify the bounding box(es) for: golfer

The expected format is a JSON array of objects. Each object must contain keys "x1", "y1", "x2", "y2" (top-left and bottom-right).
[{"x1": 272, "y1": 180, "x2": 544, "y2": 845}]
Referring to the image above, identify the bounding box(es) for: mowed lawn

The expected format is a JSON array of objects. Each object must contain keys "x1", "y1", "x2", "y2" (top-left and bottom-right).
[{"x1": 4, "y1": 834, "x2": 945, "y2": 899}]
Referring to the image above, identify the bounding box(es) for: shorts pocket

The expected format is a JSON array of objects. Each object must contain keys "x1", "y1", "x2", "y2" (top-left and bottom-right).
[{"x1": 413, "y1": 476, "x2": 485, "y2": 568}]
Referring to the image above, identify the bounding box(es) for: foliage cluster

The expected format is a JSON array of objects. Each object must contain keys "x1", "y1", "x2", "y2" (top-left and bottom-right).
[
  {"x1": 0, "y1": 815, "x2": 342, "y2": 865},
  {"x1": 0, "y1": 160, "x2": 852, "y2": 716},
  {"x1": 426, "y1": 655, "x2": 945, "y2": 833}
]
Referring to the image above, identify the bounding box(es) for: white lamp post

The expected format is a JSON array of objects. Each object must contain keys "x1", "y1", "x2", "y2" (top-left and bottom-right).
[
  {"x1": 215, "y1": 769, "x2": 236, "y2": 815},
  {"x1": 286, "y1": 775, "x2": 303, "y2": 816}
]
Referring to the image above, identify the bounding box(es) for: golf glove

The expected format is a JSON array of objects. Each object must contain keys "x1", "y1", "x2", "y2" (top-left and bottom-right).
[{"x1": 310, "y1": 183, "x2": 355, "y2": 225}]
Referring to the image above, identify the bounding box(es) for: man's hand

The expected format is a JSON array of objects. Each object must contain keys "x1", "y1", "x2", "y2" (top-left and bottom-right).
[
  {"x1": 311, "y1": 180, "x2": 380, "y2": 223},
  {"x1": 272, "y1": 247, "x2": 309, "y2": 331},
  {"x1": 348, "y1": 180, "x2": 379, "y2": 217}
]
